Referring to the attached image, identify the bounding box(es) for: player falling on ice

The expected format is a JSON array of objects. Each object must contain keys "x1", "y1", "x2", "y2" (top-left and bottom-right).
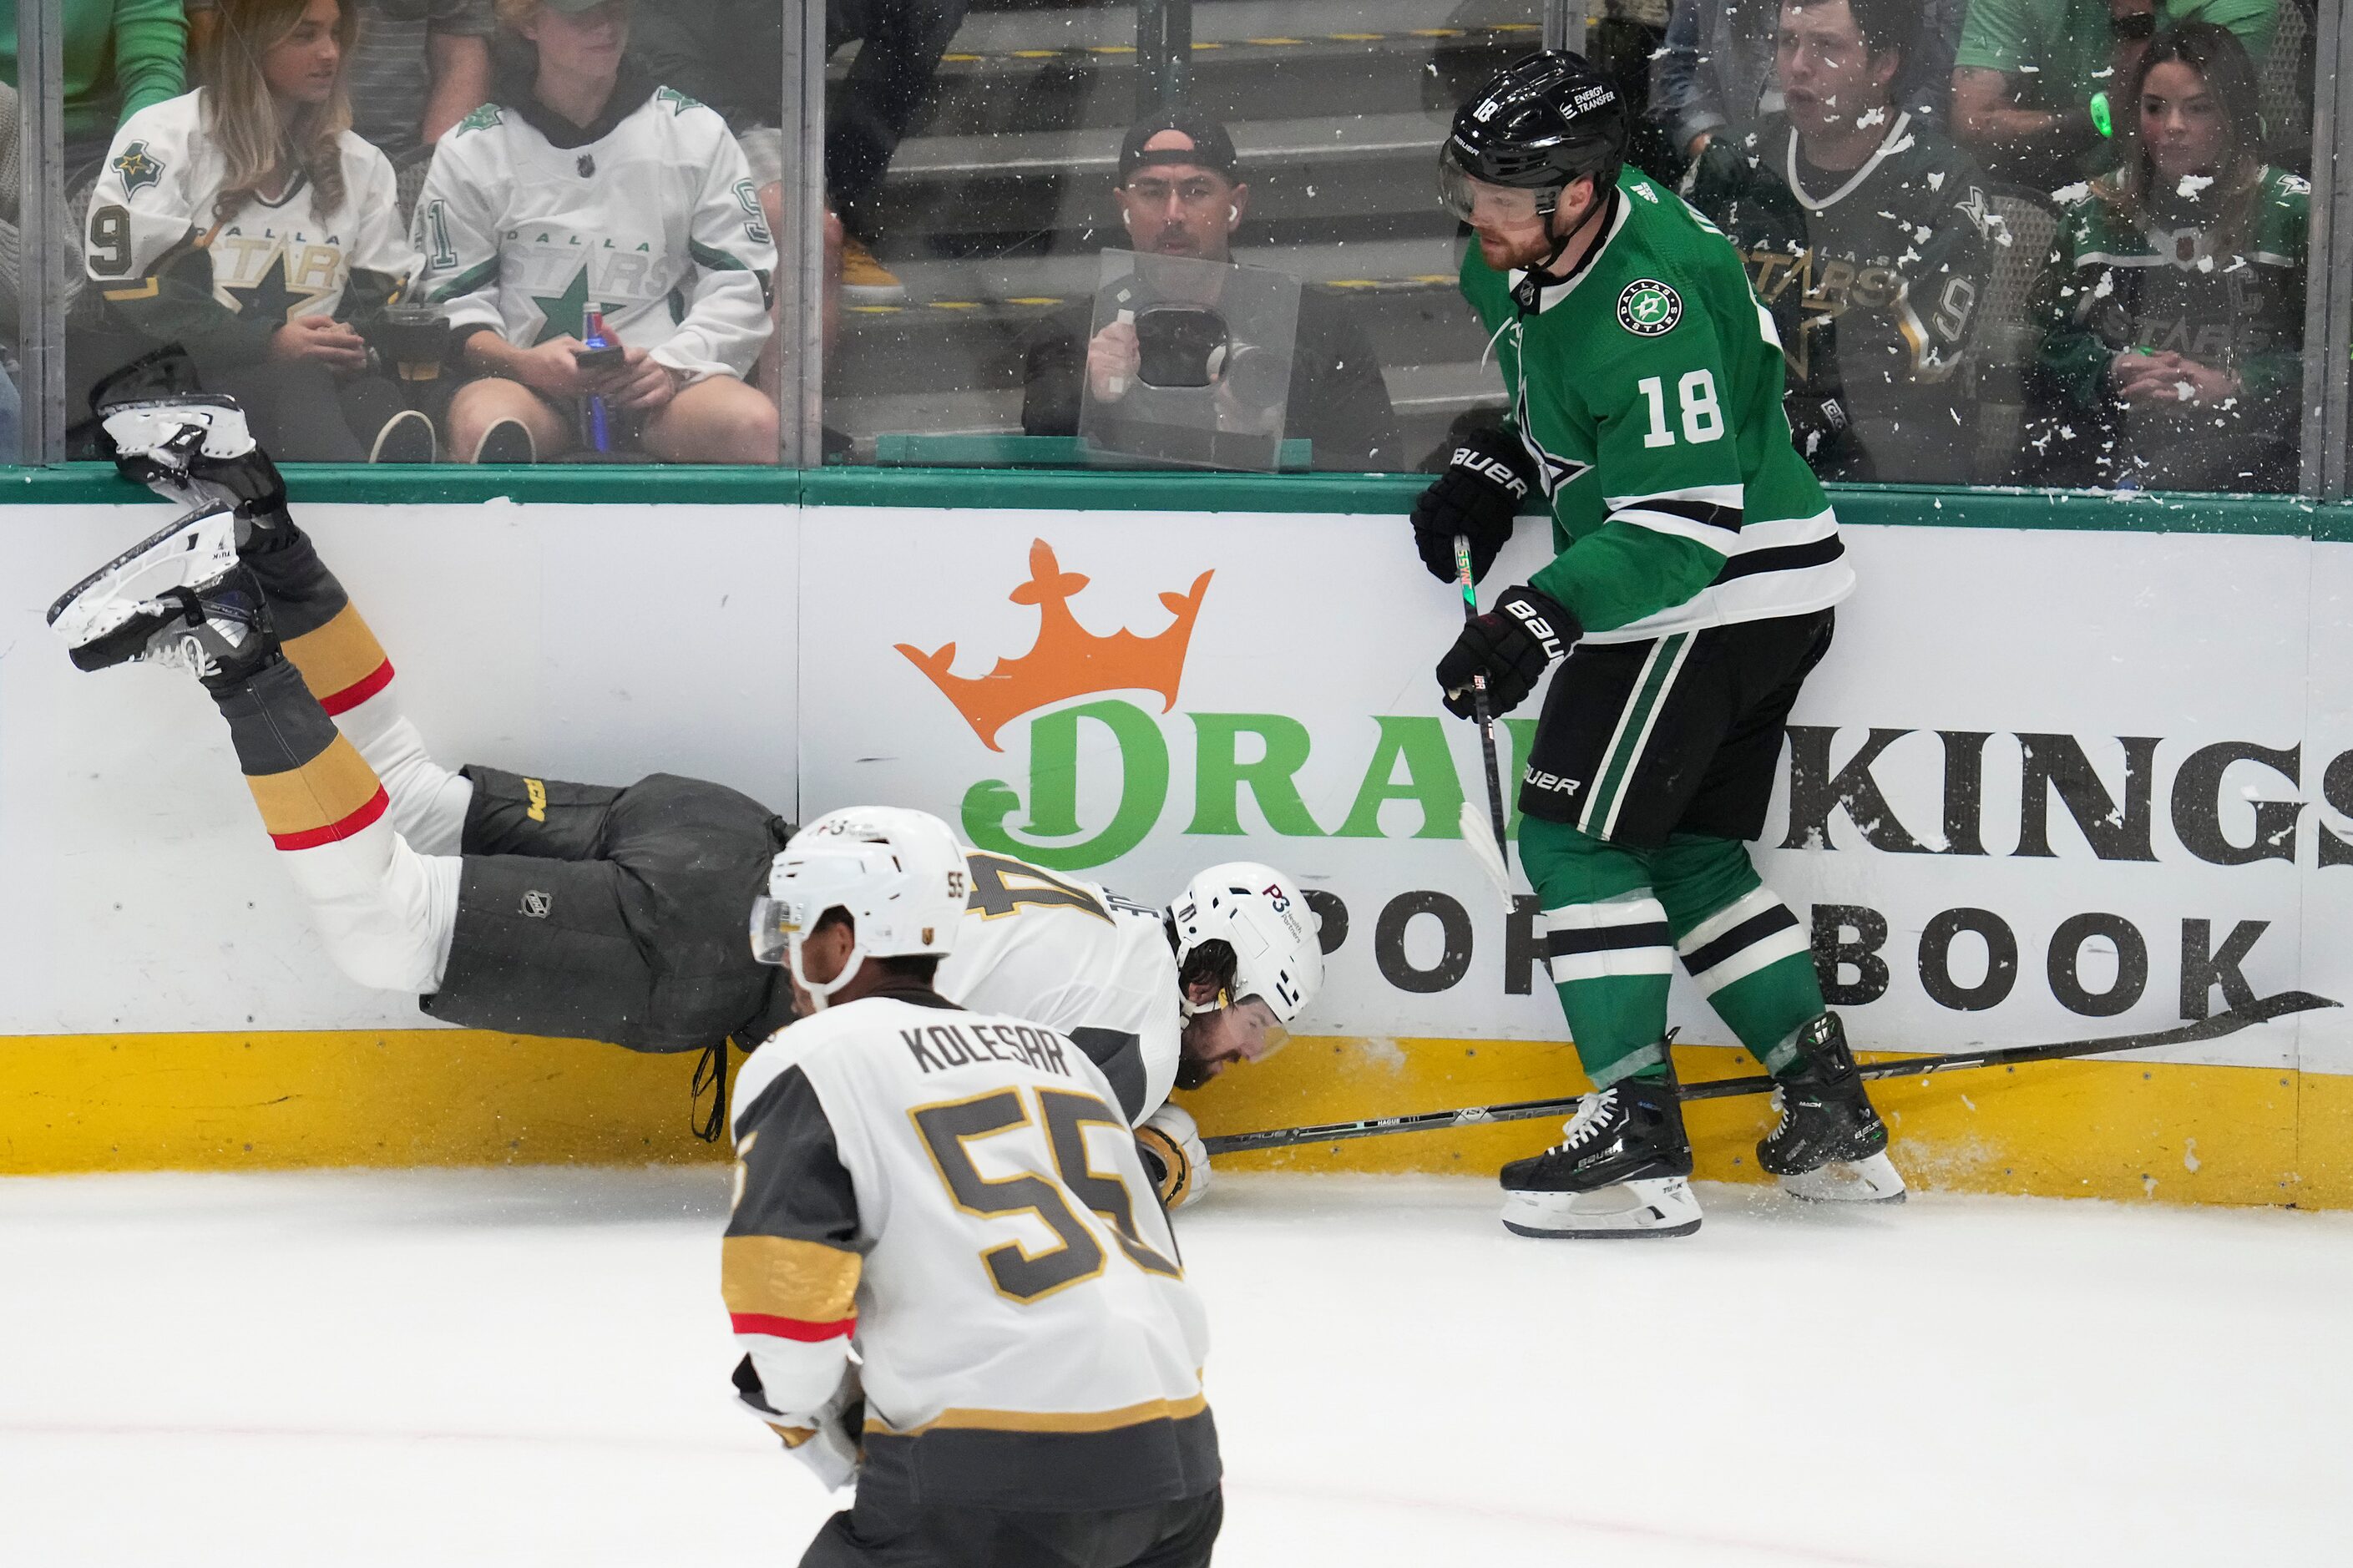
[
  {"x1": 47, "y1": 397, "x2": 1323, "y2": 1201},
  {"x1": 1413, "y1": 53, "x2": 1903, "y2": 1237},
  {"x1": 723, "y1": 807, "x2": 1222, "y2": 1566}
]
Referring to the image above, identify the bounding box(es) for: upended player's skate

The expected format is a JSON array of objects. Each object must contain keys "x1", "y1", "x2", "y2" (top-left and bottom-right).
[
  {"x1": 98, "y1": 392, "x2": 288, "y2": 520},
  {"x1": 48, "y1": 535, "x2": 281, "y2": 690},
  {"x1": 1758, "y1": 1013, "x2": 1905, "y2": 1203},
  {"x1": 48, "y1": 396, "x2": 292, "y2": 678},
  {"x1": 1498, "y1": 1067, "x2": 1703, "y2": 1238}
]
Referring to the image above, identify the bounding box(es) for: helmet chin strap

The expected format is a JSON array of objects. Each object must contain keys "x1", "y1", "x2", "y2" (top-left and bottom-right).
[
  {"x1": 789, "y1": 935, "x2": 865, "y2": 1011},
  {"x1": 1180, "y1": 986, "x2": 1231, "y2": 1020},
  {"x1": 1531, "y1": 181, "x2": 1610, "y2": 281}
]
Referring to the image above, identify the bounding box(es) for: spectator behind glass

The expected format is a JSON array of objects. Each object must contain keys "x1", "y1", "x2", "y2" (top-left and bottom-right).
[
  {"x1": 2024, "y1": 22, "x2": 2305, "y2": 493},
  {"x1": 1653, "y1": 0, "x2": 1782, "y2": 164},
  {"x1": 630, "y1": 0, "x2": 969, "y2": 308},
  {"x1": 188, "y1": 0, "x2": 494, "y2": 175},
  {"x1": 413, "y1": 0, "x2": 777, "y2": 464},
  {"x1": 1951, "y1": 0, "x2": 2280, "y2": 190},
  {"x1": 1657, "y1": 0, "x2": 1971, "y2": 167},
  {"x1": 1686, "y1": 0, "x2": 1996, "y2": 483},
  {"x1": 86, "y1": 0, "x2": 425, "y2": 460},
  {"x1": 1019, "y1": 110, "x2": 1399, "y2": 472},
  {"x1": 0, "y1": 0, "x2": 188, "y2": 181}
]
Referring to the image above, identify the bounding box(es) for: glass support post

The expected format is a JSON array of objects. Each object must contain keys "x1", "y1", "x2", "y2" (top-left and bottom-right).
[
  {"x1": 2303, "y1": 0, "x2": 2352, "y2": 501},
  {"x1": 1543, "y1": 0, "x2": 1588, "y2": 54},
  {"x1": 781, "y1": 0, "x2": 827, "y2": 469},
  {"x1": 16, "y1": 0, "x2": 66, "y2": 463},
  {"x1": 1137, "y1": 0, "x2": 1192, "y2": 114}
]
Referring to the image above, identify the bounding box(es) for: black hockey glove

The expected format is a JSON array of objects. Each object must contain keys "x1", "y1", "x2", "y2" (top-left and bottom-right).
[
  {"x1": 1435, "y1": 584, "x2": 1580, "y2": 720},
  {"x1": 1411, "y1": 427, "x2": 1539, "y2": 585}
]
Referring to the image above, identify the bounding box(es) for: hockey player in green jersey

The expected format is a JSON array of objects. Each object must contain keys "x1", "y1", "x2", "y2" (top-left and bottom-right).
[{"x1": 1411, "y1": 52, "x2": 1903, "y2": 1238}]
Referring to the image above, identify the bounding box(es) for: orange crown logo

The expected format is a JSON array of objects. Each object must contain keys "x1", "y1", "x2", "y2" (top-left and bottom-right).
[{"x1": 896, "y1": 539, "x2": 1212, "y2": 751}]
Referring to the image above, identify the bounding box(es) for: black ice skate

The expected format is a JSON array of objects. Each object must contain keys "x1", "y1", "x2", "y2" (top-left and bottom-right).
[
  {"x1": 48, "y1": 506, "x2": 245, "y2": 670},
  {"x1": 129, "y1": 564, "x2": 281, "y2": 690},
  {"x1": 1498, "y1": 1072, "x2": 1703, "y2": 1238},
  {"x1": 99, "y1": 394, "x2": 288, "y2": 524},
  {"x1": 1758, "y1": 1014, "x2": 1907, "y2": 1204}
]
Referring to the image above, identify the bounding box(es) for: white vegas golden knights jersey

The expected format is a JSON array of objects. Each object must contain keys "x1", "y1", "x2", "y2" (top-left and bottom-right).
[
  {"x1": 936, "y1": 849, "x2": 1182, "y2": 1125},
  {"x1": 724, "y1": 990, "x2": 1217, "y2": 1511}
]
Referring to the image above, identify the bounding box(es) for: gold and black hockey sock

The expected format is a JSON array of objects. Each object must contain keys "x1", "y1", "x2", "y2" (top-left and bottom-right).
[
  {"x1": 240, "y1": 526, "x2": 396, "y2": 717},
  {"x1": 213, "y1": 659, "x2": 389, "y2": 850}
]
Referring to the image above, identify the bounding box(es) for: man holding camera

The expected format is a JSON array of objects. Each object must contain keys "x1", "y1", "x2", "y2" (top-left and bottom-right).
[{"x1": 1019, "y1": 109, "x2": 1398, "y2": 471}]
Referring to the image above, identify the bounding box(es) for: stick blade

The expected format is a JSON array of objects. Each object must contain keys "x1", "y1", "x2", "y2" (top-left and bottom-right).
[{"x1": 1460, "y1": 800, "x2": 1515, "y2": 913}]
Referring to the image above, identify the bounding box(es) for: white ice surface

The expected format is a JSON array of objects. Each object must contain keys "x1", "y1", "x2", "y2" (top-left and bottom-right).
[{"x1": 3, "y1": 1169, "x2": 2350, "y2": 1567}]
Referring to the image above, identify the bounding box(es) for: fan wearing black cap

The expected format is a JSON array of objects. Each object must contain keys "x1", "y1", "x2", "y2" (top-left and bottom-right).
[{"x1": 1018, "y1": 109, "x2": 1399, "y2": 471}]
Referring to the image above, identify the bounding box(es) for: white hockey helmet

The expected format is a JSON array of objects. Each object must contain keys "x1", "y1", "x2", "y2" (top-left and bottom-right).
[
  {"x1": 749, "y1": 807, "x2": 968, "y2": 1009},
  {"x1": 1166, "y1": 862, "x2": 1323, "y2": 1025}
]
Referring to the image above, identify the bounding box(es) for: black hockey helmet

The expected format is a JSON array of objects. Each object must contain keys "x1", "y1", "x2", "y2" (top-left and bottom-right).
[{"x1": 1440, "y1": 52, "x2": 1628, "y2": 222}]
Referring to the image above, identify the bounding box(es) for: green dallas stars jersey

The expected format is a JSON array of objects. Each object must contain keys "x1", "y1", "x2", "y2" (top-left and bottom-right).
[{"x1": 1462, "y1": 168, "x2": 1853, "y2": 642}]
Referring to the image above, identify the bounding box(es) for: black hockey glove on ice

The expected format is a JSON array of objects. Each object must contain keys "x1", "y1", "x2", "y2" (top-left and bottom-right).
[
  {"x1": 1435, "y1": 584, "x2": 1580, "y2": 719},
  {"x1": 1411, "y1": 427, "x2": 1539, "y2": 585}
]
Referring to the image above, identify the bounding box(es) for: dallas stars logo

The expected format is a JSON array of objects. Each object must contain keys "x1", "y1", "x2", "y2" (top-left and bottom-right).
[
  {"x1": 1616, "y1": 278, "x2": 1682, "y2": 337},
  {"x1": 530, "y1": 266, "x2": 595, "y2": 343},
  {"x1": 111, "y1": 141, "x2": 164, "y2": 195}
]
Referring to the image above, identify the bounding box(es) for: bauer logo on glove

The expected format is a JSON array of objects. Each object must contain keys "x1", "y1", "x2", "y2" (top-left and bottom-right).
[
  {"x1": 1452, "y1": 445, "x2": 1529, "y2": 498},
  {"x1": 1410, "y1": 425, "x2": 1540, "y2": 585},
  {"x1": 1436, "y1": 584, "x2": 1581, "y2": 719}
]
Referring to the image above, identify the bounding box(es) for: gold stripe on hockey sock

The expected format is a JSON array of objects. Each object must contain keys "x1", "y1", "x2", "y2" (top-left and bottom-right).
[
  {"x1": 245, "y1": 733, "x2": 390, "y2": 849},
  {"x1": 282, "y1": 603, "x2": 394, "y2": 715},
  {"x1": 721, "y1": 1235, "x2": 863, "y2": 1325}
]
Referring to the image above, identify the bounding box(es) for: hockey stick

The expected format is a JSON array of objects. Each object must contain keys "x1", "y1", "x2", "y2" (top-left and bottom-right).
[
  {"x1": 1453, "y1": 535, "x2": 1516, "y2": 913},
  {"x1": 1198, "y1": 989, "x2": 2337, "y2": 1156}
]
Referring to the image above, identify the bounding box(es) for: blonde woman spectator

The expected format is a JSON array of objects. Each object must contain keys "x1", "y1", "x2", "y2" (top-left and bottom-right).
[
  {"x1": 412, "y1": 0, "x2": 776, "y2": 463},
  {"x1": 188, "y1": 0, "x2": 494, "y2": 177},
  {"x1": 86, "y1": 0, "x2": 427, "y2": 459}
]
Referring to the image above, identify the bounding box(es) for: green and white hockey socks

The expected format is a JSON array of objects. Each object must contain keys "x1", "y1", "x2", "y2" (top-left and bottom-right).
[
  {"x1": 1650, "y1": 834, "x2": 1824, "y2": 1077},
  {"x1": 1520, "y1": 818, "x2": 1675, "y2": 1088},
  {"x1": 1521, "y1": 821, "x2": 1827, "y2": 1085}
]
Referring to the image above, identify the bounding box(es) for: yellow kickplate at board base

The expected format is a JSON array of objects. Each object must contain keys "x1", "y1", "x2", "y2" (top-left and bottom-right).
[{"x1": 0, "y1": 1029, "x2": 2331, "y2": 1207}]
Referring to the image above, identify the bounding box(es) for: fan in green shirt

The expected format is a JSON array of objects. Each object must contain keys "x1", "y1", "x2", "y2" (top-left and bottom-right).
[
  {"x1": 0, "y1": 0, "x2": 187, "y2": 169},
  {"x1": 1951, "y1": 0, "x2": 2278, "y2": 187}
]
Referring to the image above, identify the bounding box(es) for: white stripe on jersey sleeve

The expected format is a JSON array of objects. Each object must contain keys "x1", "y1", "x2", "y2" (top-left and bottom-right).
[{"x1": 1602, "y1": 481, "x2": 1747, "y2": 546}]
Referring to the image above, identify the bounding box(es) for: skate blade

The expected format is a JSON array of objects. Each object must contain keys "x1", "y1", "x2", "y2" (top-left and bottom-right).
[
  {"x1": 1500, "y1": 1176, "x2": 1703, "y2": 1239},
  {"x1": 101, "y1": 397, "x2": 256, "y2": 464},
  {"x1": 1779, "y1": 1151, "x2": 1908, "y2": 1204},
  {"x1": 47, "y1": 507, "x2": 239, "y2": 650}
]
